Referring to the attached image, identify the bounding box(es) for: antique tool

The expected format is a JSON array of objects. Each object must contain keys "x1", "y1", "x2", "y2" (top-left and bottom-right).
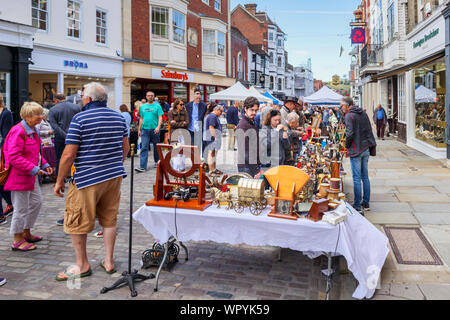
[
  {"x1": 264, "y1": 166, "x2": 310, "y2": 220},
  {"x1": 308, "y1": 198, "x2": 329, "y2": 222},
  {"x1": 327, "y1": 189, "x2": 340, "y2": 202},
  {"x1": 317, "y1": 183, "x2": 330, "y2": 198},
  {"x1": 146, "y1": 144, "x2": 211, "y2": 211},
  {"x1": 141, "y1": 241, "x2": 180, "y2": 271}
]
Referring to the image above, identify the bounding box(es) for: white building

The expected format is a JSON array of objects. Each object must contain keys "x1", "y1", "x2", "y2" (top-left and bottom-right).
[
  {"x1": 247, "y1": 44, "x2": 269, "y2": 92},
  {"x1": 28, "y1": 0, "x2": 123, "y2": 109},
  {"x1": 267, "y1": 22, "x2": 287, "y2": 99},
  {"x1": 294, "y1": 58, "x2": 314, "y2": 98},
  {"x1": 0, "y1": 0, "x2": 36, "y2": 117}
]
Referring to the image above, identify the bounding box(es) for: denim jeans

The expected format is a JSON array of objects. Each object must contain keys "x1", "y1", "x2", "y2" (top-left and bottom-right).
[
  {"x1": 140, "y1": 129, "x2": 160, "y2": 169},
  {"x1": 350, "y1": 148, "x2": 370, "y2": 210}
]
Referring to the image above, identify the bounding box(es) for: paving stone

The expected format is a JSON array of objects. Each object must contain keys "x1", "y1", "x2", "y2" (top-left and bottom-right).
[
  {"x1": 206, "y1": 291, "x2": 233, "y2": 299},
  {"x1": 23, "y1": 291, "x2": 52, "y2": 299},
  {"x1": 418, "y1": 284, "x2": 450, "y2": 300},
  {"x1": 365, "y1": 212, "x2": 419, "y2": 225}
]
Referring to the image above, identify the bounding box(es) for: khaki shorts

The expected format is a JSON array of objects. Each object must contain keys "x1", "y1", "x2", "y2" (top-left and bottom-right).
[{"x1": 64, "y1": 177, "x2": 123, "y2": 234}]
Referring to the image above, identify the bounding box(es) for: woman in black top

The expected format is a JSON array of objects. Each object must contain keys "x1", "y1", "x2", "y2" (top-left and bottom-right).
[
  {"x1": 0, "y1": 93, "x2": 14, "y2": 223},
  {"x1": 259, "y1": 109, "x2": 290, "y2": 169}
]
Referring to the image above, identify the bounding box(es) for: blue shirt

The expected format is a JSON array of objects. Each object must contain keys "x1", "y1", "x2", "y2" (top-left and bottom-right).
[
  {"x1": 121, "y1": 112, "x2": 132, "y2": 137},
  {"x1": 377, "y1": 109, "x2": 384, "y2": 120},
  {"x1": 188, "y1": 103, "x2": 199, "y2": 132},
  {"x1": 65, "y1": 101, "x2": 128, "y2": 189}
]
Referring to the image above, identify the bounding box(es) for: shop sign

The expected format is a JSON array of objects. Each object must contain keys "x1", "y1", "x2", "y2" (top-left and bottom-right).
[
  {"x1": 413, "y1": 28, "x2": 439, "y2": 48},
  {"x1": 152, "y1": 69, "x2": 194, "y2": 83},
  {"x1": 351, "y1": 28, "x2": 365, "y2": 44},
  {"x1": 64, "y1": 60, "x2": 88, "y2": 69}
]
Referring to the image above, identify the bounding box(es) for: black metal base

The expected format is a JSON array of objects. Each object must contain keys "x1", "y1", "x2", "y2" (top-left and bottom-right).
[{"x1": 100, "y1": 270, "x2": 155, "y2": 297}]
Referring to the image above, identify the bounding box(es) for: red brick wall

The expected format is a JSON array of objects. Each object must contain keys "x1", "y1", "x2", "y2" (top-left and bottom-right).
[
  {"x1": 231, "y1": 31, "x2": 248, "y2": 79},
  {"x1": 131, "y1": 0, "x2": 150, "y2": 61},
  {"x1": 187, "y1": 12, "x2": 202, "y2": 71},
  {"x1": 188, "y1": 0, "x2": 229, "y2": 24},
  {"x1": 231, "y1": 7, "x2": 267, "y2": 51}
]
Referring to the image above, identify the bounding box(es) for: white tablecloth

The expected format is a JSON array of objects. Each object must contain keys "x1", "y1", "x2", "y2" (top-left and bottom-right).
[{"x1": 133, "y1": 203, "x2": 389, "y2": 299}]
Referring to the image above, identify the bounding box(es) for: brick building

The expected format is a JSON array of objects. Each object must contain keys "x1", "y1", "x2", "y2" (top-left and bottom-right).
[
  {"x1": 231, "y1": 27, "x2": 249, "y2": 84},
  {"x1": 122, "y1": 0, "x2": 234, "y2": 106}
]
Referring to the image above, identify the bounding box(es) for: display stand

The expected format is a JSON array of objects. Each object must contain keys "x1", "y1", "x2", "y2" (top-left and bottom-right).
[{"x1": 100, "y1": 144, "x2": 154, "y2": 297}]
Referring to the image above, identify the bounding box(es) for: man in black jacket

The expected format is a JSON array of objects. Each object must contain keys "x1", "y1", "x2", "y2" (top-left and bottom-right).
[
  {"x1": 226, "y1": 101, "x2": 240, "y2": 150},
  {"x1": 185, "y1": 88, "x2": 207, "y2": 157},
  {"x1": 341, "y1": 97, "x2": 376, "y2": 213}
]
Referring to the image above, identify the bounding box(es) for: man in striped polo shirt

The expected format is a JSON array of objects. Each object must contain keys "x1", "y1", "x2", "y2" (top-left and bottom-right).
[{"x1": 53, "y1": 82, "x2": 129, "y2": 280}]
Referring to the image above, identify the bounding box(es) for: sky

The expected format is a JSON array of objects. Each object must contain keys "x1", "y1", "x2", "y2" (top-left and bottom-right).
[{"x1": 230, "y1": 0, "x2": 361, "y2": 82}]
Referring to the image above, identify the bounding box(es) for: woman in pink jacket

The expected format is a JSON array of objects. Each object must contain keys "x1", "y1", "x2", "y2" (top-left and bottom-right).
[{"x1": 3, "y1": 102, "x2": 54, "y2": 251}]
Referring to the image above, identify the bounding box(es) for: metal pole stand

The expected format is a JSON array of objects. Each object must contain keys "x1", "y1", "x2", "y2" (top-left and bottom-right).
[{"x1": 101, "y1": 144, "x2": 154, "y2": 297}]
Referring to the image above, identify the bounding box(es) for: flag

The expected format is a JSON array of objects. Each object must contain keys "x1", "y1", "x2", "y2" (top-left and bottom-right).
[{"x1": 339, "y1": 46, "x2": 344, "y2": 57}]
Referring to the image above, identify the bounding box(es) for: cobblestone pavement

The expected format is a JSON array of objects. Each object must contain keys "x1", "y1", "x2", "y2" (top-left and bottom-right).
[{"x1": 0, "y1": 145, "x2": 343, "y2": 300}]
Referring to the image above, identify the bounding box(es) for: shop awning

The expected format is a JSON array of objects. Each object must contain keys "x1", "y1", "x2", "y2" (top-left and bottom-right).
[{"x1": 373, "y1": 50, "x2": 445, "y2": 80}]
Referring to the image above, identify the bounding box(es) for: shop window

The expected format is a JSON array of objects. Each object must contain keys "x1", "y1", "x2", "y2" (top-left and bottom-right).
[
  {"x1": 0, "y1": 72, "x2": 11, "y2": 109},
  {"x1": 173, "y1": 10, "x2": 185, "y2": 44},
  {"x1": 174, "y1": 83, "x2": 188, "y2": 101},
  {"x1": 278, "y1": 78, "x2": 282, "y2": 91},
  {"x1": 32, "y1": 0, "x2": 48, "y2": 31},
  {"x1": 96, "y1": 9, "x2": 107, "y2": 44},
  {"x1": 217, "y1": 31, "x2": 225, "y2": 56},
  {"x1": 151, "y1": 7, "x2": 169, "y2": 39},
  {"x1": 414, "y1": 58, "x2": 446, "y2": 148},
  {"x1": 214, "y1": 0, "x2": 221, "y2": 12},
  {"x1": 203, "y1": 29, "x2": 216, "y2": 54},
  {"x1": 206, "y1": 86, "x2": 216, "y2": 102},
  {"x1": 67, "y1": 0, "x2": 81, "y2": 39}
]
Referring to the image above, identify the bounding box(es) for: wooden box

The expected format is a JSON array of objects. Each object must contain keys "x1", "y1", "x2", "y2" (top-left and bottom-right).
[{"x1": 308, "y1": 198, "x2": 329, "y2": 222}]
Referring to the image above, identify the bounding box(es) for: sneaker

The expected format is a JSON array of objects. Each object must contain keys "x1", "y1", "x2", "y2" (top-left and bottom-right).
[
  {"x1": 3, "y1": 205, "x2": 13, "y2": 217},
  {"x1": 56, "y1": 219, "x2": 64, "y2": 226},
  {"x1": 94, "y1": 231, "x2": 103, "y2": 238},
  {"x1": 361, "y1": 203, "x2": 370, "y2": 211},
  {"x1": 0, "y1": 278, "x2": 6, "y2": 286},
  {"x1": 0, "y1": 215, "x2": 7, "y2": 225},
  {"x1": 135, "y1": 167, "x2": 145, "y2": 173}
]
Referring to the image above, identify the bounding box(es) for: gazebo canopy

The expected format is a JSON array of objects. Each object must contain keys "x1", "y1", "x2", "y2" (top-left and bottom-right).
[
  {"x1": 263, "y1": 91, "x2": 282, "y2": 105},
  {"x1": 210, "y1": 82, "x2": 267, "y2": 102},
  {"x1": 303, "y1": 86, "x2": 343, "y2": 105},
  {"x1": 249, "y1": 86, "x2": 272, "y2": 103}
]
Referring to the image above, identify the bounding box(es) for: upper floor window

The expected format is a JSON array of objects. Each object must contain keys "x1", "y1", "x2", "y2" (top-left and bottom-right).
[
  {"x1": 387, "y1": 3, "x2": 395, "y2": 41},
  {"x1": 270, "y1": 52, "x2": 273, "y2": 64},
  {"x1": 203, "y1": 29, "x2": 216, "y2": 54},
  {"x1": 152, "y1": 7, "x2": 169, "y2": 39},
  {"x1": 67, "y1": 0, "x2": 81, "y2": 39},
  {"x1": 32, "y1": 0, "x2": 48, "y2": 31},
  {"x1": 202, "y1": 0, "x2": 209, "y2": 5},
  {"x1": 277, "y1": 57, "x2": 282, "y2": 68},
  {"x1": 173, "y1": 10, "x2": 185, "y2": 44},
  {"x1": 269, "y1": 32, "x2": 273, "y2": 41},
  {"x1": 252, "y1": 54, "x2": 256, "y2": 63},
  {"x1": 96, "y1": 9, "x2": 107, "y2": 44},
  {"x1": 214, "y1": 0, "x2": 221, "y2": 12},
  {"x1": 277, "y1": 39, "x2": 282, "y2": 47},
  {"x1": 217, "y1": 31, "x2": 225, "y2": 56}
]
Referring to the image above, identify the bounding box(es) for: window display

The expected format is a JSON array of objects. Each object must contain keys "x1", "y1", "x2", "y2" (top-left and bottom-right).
[
  {"x1": 0, "y1": 72, "x2": 10, "y2": 109},
  {"x1": 173, "y1": 83, "x2": 188, "y2": 101},
  {"x1": 414, "y1": 58, "x2": 446, "y2": 148}
]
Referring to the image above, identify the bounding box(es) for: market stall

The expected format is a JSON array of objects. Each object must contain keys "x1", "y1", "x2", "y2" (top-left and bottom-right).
[
  {"x1": 303, "y1": 86, "x2": 343, "y2": 106},
  {"x1": 209, "y1": 81, "x2": 268, "y2": 102},
  {"x1": 263, "y1": 91, "x2": 282, "y2": 105},
  {"x1": 248, "y1": 86, "x2": 272, "y2": 103}
]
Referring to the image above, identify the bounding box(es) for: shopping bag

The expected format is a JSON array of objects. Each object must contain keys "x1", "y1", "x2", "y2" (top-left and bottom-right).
[{"x1": 136, "y1": 136, "x2": 142, "y2": 155}]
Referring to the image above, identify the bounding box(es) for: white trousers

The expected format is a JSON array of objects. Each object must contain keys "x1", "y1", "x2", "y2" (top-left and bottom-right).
[{"x1": 10, "y1": 179, "x2": 42, "y2": 235}]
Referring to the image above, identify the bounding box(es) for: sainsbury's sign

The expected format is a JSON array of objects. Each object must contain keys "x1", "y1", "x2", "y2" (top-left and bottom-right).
[{"x1": 152, "y1": 69, "x2": 194, "y2": 83}]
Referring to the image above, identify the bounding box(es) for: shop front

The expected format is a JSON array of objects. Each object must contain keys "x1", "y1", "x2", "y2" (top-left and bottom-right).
[
  {"x1": 406, "y1": 10, "x2": 447, "y2": 159},
  {"x1": 29, "y1": 46, "x2": 123, "y2": 110},
  {"x1": 123, "y1": 62, "x2": 234, "y2": 109},
  {"x1": 0, "y1": 20, "x2": 36, "y2": 121}
]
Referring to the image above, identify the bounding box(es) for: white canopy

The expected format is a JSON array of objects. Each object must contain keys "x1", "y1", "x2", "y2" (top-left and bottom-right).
[
  {"x1": 249, "y1": 86, "x2": 272, "y2": 102},
  {"x1": 415, "y1": 85, "x2": 436, "y2": 103},
  {"x1": 303, "y1": 86, "x2": 343, "y2": 105},
  {"x1": 210, "y1": 81, "x2": 268, "y2": 102}
]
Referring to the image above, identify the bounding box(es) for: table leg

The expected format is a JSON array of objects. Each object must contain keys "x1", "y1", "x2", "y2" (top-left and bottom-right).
[
  {"x1": 325, "y1": 253, "x2": 332, "y2": 300},
  {"x1": 154, "y1": 242, "x2": 169, "y2": 292},
  {"x1": 179, "y1": 241, "x2": 189, "y2": 261}
]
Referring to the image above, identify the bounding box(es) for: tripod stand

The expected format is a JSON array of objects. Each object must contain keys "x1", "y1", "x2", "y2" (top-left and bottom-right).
[{"x1": 100, "y1": 144, "x2": 154, "y2": 297}]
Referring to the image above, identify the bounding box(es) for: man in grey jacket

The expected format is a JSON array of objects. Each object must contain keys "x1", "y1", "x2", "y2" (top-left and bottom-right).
[{"x1": 49, "y1": 93, "x2": 80, "y2": 225}]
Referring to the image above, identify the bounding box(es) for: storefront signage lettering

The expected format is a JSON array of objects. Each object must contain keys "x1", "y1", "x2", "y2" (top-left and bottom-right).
[
  {"x1": 152, "y1": 68, "x2": 194, "y2": 83},
  {"x1": 161, "y1": 70, "x2": 189, "y2": 82},
  {"x1": 413, "y1": 28, "x2": 439, "y2": 48},
  {"x1": 64, "y1": 60, "x2": 88, "y2": 69}
]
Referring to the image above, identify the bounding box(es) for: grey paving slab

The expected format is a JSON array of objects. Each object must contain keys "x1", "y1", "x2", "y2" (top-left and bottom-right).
[
  {"x1": 413, "y1": 212, "x2": 450, "y2": 225},
  {"x1": 365, "y1": 212, "x2": 419, "y2": 225},
  {"x1": 411, "y1": 203, "x2": 450, "y2": 213},
  {"x1": 418, "y1": 284, "x2": 450, "y2": 300}
]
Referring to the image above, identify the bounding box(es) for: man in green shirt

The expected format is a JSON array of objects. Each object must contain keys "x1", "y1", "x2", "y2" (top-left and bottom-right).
[{"x1": 136, "y1": 91, "x2": 163, "y2": 172}]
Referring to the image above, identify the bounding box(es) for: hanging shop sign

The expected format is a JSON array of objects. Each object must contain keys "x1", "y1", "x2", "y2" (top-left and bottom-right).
[
  {"x1": 152, "y1": 68, "x2": 194, "y2": 83},
  {"x1": 351, "y1": 28, "x2": 365, "y2": 44},
  {"x1": 350, "y1": 22, "x2": 367, "y2": 27}
]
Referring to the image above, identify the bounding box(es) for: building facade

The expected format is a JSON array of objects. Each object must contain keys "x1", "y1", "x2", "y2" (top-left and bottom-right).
[
  {"x1": 28, "y1": 0, "x2": 123, "y2": 110},
  {"x1": 0, "y1": 0, "x2": 36, "y2": 121},
  {"x1": 123, "y1": 0, "x2": 234, "y2": 107},
  {"x1": 294, "y1": 58, "x2": 314, "y2": 98},
  {"x1": 231, "y1": 26, "x2": 249, "y2": 85},
  {"x1": 248, "y1": 44, "x2": 269, "y2": 92}
]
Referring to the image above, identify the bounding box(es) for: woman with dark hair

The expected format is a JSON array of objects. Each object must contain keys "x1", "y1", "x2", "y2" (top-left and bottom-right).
[
  {"x1": 236, "y1": 97, "x2": 261, "y2": 177},
  {"x1": 259, "y1": 109, "x2": 290, "y2": 169},
  {"x1": 167, "y1": 99, "x2": 189, "y2": 143}
]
